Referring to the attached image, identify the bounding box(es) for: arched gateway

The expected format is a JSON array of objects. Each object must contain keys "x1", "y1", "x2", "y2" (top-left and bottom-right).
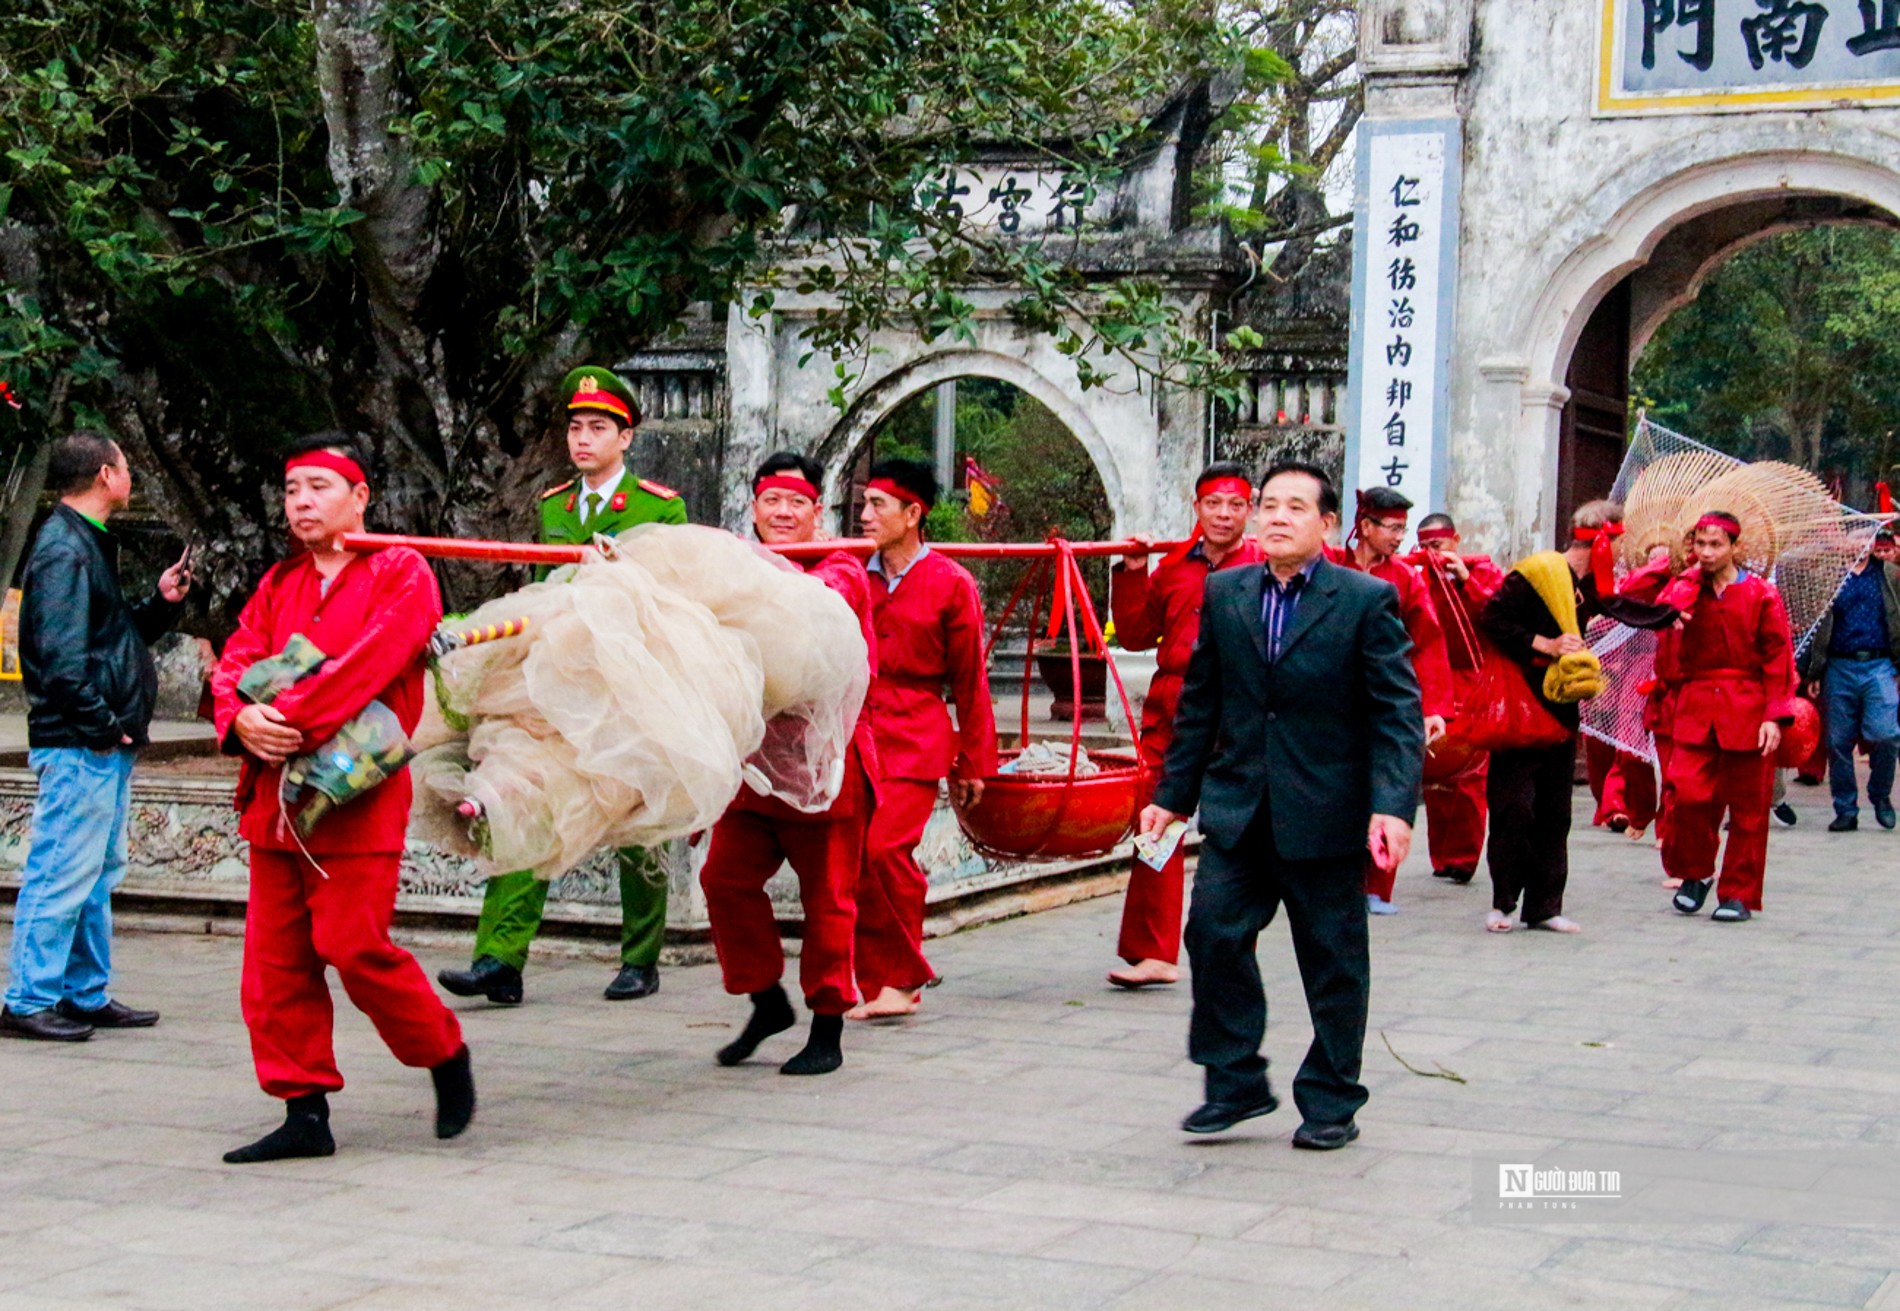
[{"x1": 1354, "y1": 0, "x2": 1900, "y2": 560}]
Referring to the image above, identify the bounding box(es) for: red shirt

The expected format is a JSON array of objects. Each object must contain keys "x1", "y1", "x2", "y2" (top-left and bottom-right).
[
  {"x1": 1327, "y1": 546, "x2": 1456, "y2": 719},
  {"x1": 212, "y1": 547, "x2": 443, "y2": 854},
  {"x1": 1111, "y1": 537, "x2": 1265, "y2": 732},
  {"x1": 868, "y1": 548, "x2": 997, "y2": 783},
  {"x1": 1654, "y1": 571, "x2": 1796, "y2": 753}
]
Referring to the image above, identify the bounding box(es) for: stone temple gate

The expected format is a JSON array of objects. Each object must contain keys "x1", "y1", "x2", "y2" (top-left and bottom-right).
[
  {"x1": 1352, "y1": 0, "x2": 1900, "y2": 561},
  {"x1": 630, "y1": 1, "x2": 1900, "y2": 559},
  {"x1": 621, "y1": 92, "x2": 1348, "y2": 542}
]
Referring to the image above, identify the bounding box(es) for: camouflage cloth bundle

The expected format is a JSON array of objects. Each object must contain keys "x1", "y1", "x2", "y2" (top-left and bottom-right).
[{"x1": 240, "y1": 633, "x2": 415, "y2": 838}]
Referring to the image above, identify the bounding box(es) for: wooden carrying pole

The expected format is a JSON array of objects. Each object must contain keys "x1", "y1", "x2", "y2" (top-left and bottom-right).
[{"x1": 338, "y1": 532, "x2": 1185, "y2": 566}]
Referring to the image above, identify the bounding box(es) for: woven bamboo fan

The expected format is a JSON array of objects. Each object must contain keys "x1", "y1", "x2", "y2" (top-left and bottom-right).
[
  {"x1": 1684, "y1": 462, "x2": 1835, "y2": 576},
  {"x1": 1621, "y1": 448, "x2": 1734, "y2": 569}
]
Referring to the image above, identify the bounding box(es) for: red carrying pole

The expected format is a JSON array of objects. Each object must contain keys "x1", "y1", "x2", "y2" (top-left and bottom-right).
[{"x1": 339, "y1": 531, "x2": 1182, "y2": 565}]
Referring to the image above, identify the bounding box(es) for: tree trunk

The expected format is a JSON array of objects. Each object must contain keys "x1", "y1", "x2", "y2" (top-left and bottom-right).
[{"x1": 0, "y1": 440, "x2": 51, "y2": 591}]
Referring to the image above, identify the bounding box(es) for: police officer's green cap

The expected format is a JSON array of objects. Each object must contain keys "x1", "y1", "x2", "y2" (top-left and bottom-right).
[{"x1": 561, "y1": 366, "x2": 640, "y2": 427}]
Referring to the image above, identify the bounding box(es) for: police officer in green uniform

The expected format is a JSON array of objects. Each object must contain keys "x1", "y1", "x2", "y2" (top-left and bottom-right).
[{"x1": 438, "y1": 366, "x2": 687, "y2": 1005}]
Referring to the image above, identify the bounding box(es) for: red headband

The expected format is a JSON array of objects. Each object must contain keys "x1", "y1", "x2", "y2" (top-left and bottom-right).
[
  {"x1": 756, "y1": 474, "x2": 819, "y2": 501},
  {"x1": 1195, "y1": 476, "x2": 1253, "y2": 501},
  {"x1": 865, "y1": 477, "x2": 928, "y2": 511},
  {"x1": 1415, "y1": 524, "x2": 1457, "y2": 544},
  {"x1": 1572, "y1": 521, "x2": 1625, "y2": 543},
  {"x1": 1571, "y1": 520, "x2": 1624, "y2": 594},
  {"x1": 286, "y1": 450, "x2": 367, "y2": 486},
  {"x1": 1695, "y1": 512, "x2": 1741, "y2": 537}
]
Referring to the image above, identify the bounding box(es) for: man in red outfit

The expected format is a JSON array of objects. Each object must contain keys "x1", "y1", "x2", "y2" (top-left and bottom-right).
[
  {"x1": 1107, "y1": 462, "x2": 1263, "y2": 987},
  {"x1": 212, "y1": 434, "x2": 471, "y2": 1163},
  {"x1": 1330, "y1": 488, "x2": 1453, "y2": 913},
  {"x1": 700, "y1": 451, "x2": 879, "y2": 1075},
  {"x1": 848, "y1": 458, "x2": 996, "y2": 1019},
  {"x1": 1657, "y1": 513, "x2": 1796, "y2": 923},
  {"x1": 1408, "y1": 513, "x2": 1505, "y2": 885}
]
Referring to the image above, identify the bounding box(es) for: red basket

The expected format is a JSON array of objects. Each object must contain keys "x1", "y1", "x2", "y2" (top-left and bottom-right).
[
  {"x1": 1422, "y1": 731, "x2": 1483, "y2": 785},
  {"x1": 1774, "y1": 696, "x2": 1822, "y2": 769},
  {"x1": 951, "y1": 748, "x2": 1143, "y2": 862}
]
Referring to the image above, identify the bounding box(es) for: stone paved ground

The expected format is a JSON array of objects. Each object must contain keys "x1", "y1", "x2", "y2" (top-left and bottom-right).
[{"x1": 5, "y1": 781, "x2": 1900, "y2": 1309}]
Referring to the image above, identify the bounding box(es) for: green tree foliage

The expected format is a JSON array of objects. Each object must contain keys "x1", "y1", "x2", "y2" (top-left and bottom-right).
[
  {"x1": 1, "y1": 0, "x2": 1241, "y2": 620},
  {"x1": 1632, "y1": 225, "x2": 1900, "y2": 502}
]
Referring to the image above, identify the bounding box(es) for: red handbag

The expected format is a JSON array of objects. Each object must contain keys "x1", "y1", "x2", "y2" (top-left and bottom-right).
[
  {"x1": 1417, "y1": 552, "x2": 1570, "y2": 755},
  {"x1": 1446, "y1": 643, "x2": 1571, "y2": 753}
]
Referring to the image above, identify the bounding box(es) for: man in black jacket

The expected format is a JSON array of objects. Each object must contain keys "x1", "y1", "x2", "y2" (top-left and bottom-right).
[
  {"x1": 3, "y1": 432, "x2": 190, "y2": 1042},
  {"x1": 1141, "y1": 461, "x2": 1423, "y2": 1149}
]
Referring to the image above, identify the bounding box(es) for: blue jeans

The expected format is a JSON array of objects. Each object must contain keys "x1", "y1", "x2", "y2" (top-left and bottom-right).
[
  {"x1": 1825, "y1": 659, "x2": 1900, "y2": 819},
  {"x1": 4, "y1": 747, "x2": 136, "y2": 1014}
]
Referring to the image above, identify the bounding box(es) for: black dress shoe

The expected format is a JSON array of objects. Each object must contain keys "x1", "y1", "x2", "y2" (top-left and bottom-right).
[
  {"x1": 0, "y1": 1006, "x2": 93, "y2": 1042},
  {"x1": 1877, "y1": 802, "x2": 1897, "y2": 831},
  {"x1": 1292, "y1": 1120, "x2": 1361, "y2": 1151},
  {"x1": 1830, "y1": 814, "x2": 1859, "y2": 832},
  {"x1": 57, "y1": 999, "x2": 159, "y2": 1029},
  {"x1": 1181, "y1": 1089, "x2": 1280, "y2": 1134},
  {"x1": 436, "y1": 957, "x2": 523, "y2": 1005},
  {"x1": 1432, "y1": 864, "x2": 1475, "y2": 884},
  {"x1": 604, "y1": 963, "x2": 660, "y2": 1001},
  {"x1": 1672, "y1": 878, "x2": 1711, "y2": 914}
]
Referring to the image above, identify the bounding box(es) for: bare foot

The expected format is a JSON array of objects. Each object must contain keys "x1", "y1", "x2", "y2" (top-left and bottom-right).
[
  {"x1": 1485, "y1": 910, "x2": 1514, "y2": 934},
  {"x1": 1662, "y1": 877, "x2": 1683, "y2": 889},
  {"x1": 1527, "y1": 915, "x2": 1581, "y2": 933},
  {"x1": 1626, "y1": 825, "x2": 1648, "y2": 842},
  {"x1": 1108, "y1": 959, "x2": 1180, "y2": 989},
  {"x1": 846, "y1": 987, "x2": 921, "y2": 1021}
]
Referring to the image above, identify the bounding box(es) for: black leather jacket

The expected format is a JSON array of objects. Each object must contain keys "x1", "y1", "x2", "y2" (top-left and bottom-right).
[{"x1": 20, "y1": 505, "x2": 180, "y2": 749}]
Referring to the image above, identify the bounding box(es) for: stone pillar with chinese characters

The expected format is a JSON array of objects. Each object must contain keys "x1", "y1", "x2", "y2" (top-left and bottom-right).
[{"x1": 1343, "y1": 0, "x2": 1473, "y2": 516}]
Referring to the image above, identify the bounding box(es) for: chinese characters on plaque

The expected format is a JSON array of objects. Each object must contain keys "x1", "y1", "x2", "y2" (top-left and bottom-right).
[
  {"x1": 1345, "y1": 123, "x2": 1458, "y2": 513},
  {"x1": 919, "y1": 167, "x2": 1107, "y2": 236},
  {"x1": 1606, "y1": 0, "x2": 1900, "y2": 113}
]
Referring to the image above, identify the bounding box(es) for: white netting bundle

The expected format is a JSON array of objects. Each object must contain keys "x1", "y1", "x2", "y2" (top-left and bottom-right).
[
  {"x1": 410, "y1": 525, "x2": 869, "y2": 879},
  {"x1": 1582, "y1": 418, "x2": 1885, "y2": 758}
]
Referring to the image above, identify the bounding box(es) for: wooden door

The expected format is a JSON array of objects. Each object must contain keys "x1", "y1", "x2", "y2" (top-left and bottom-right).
[{"x1": 1556, "y1": 278, "x2": 1632, "y2": 546}]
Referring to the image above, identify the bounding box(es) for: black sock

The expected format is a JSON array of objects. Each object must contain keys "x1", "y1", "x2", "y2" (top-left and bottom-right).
[
  {"x1": 780, "y1": 1013, "x2": 844, "y2": 1076},
  {"x1": 431, "y1": 1044, "x2": 476, "y2": 1140},
  {"x1": 717, "y1": 985, "x2": 795, "y2": 1066},
  {"x1": 223, "y1": 1093, "x2": 335, "y2": 1164}
]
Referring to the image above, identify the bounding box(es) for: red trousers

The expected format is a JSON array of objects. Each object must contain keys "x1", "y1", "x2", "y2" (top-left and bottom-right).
[
  {"x1": 242, "y1": 850, "x2": 463, "y2": 1100},
  {"x1": 1584, "y1": 737, "x2": 1659, "y2": 830},
  {"x1": 700, "y1": 761, "x2": 866, "y2": 1016},
  {"x1": 1665, "y1": 740, "x2": 1772, "y2": 911},
  {"x1": 1118, "y1": 730, "x2": 1185, "y2": 964},
  {"x1": 856, "y1": 778, "x2": 938, "y2": 995},
  {"x1": 1598, "y1": 752, "x2": 1659, "y2": 831},
  {"x1": 1423, "y1": 760, "x2": 1488, "y2": 874}
]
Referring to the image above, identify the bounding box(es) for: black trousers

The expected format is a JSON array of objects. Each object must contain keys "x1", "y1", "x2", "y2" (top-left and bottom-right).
[
  {"x1": 1485, "y1": 739, "x2": 1575, "y2": 924},
  {"x1": 1183, "y1": 802, "x2": 1370, "y2": 1127}
]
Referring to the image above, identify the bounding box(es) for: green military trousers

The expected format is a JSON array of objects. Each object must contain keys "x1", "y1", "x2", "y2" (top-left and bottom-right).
[{"x1": 471, "y1": 846, "x2": 668, "y2": 971}]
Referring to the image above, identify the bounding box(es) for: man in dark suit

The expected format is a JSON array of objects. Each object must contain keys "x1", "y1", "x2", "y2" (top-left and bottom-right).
[{"x1": 1140, "y1": 460, "x2": 1424, "y2": 1149}]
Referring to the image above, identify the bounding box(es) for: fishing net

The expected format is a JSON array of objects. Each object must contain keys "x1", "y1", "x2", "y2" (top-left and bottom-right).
[
  {"x1": 410, "y1": 526, "x2": 869, "y2": 879},
  {"x1": 1581, "y1": 418, "x2": 1884, "y2": 759}
]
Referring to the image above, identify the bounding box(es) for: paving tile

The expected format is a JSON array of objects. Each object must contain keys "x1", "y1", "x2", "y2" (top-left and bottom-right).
[{"x1": 1, "y1": 789, "x2": 1897, "y2": 1308}]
